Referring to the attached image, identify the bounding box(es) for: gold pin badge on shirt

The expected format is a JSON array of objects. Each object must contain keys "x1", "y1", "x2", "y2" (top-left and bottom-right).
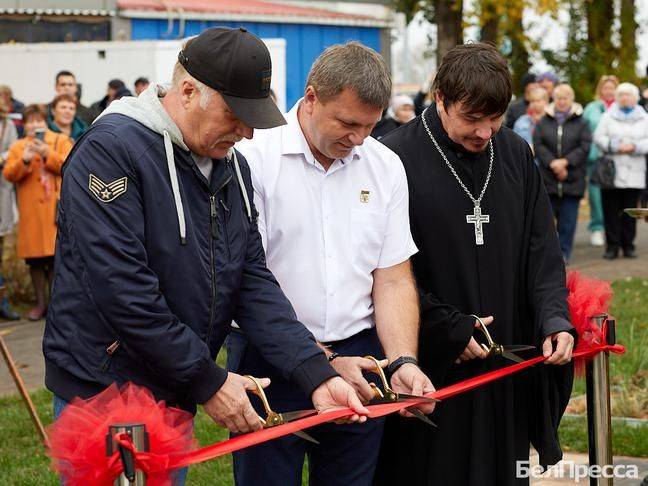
[{"x1": 360, "y1": 190, "x2": 370, "y2": 203}]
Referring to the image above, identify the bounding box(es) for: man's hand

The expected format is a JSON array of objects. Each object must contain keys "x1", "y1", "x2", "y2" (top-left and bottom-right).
[
  {"x1": 542, "y1": 331, "x2": 574, "y2": 365},
  {"x1": 329, "y1": 356, "x2": 388, "y2": 403},
  {"x1": 202, "y1": 372, "x2": 268, "y2": 434},
  {"x1": 390, "y1": 363, "x2": 436, "y2": 415},
  {"x1": 311, "y1": 376, "x2": 369, "y2": 424},
  {"x1": 455, "y1": 315, "x2": 493, "y2": 364}
]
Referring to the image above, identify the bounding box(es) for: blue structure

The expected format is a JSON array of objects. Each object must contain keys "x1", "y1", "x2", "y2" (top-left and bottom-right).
[{"x1": 131, "y1": 19, "x2": 382, "y2": 109}]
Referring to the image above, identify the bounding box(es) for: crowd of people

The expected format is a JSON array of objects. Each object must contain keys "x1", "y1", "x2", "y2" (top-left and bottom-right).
[
  {"x1": 0, "y1": 73, "x2": 149, "y2": 320},
  {"x1": 373, "y1": 70, "x2": 648, "y2": 264}
]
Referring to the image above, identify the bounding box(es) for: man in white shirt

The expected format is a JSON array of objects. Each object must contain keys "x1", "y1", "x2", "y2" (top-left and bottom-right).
[{"x1": 227, "y1": 42, "x2": 435, "y2": 486}]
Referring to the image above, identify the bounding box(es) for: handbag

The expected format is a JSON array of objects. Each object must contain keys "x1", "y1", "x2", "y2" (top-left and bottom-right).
[{"x1": 590, "y1": 156, "x2": 615, "y2": 189}]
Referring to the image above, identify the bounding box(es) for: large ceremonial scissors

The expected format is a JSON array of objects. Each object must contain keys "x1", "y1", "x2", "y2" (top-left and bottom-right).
[
  {"x1": 472, "y1": 315, "x2": 535, "y2": 363},
  {"x1": 245, "y1": 375, "x2": 320, "y2": 444},
  {"x1": 363, "y1": 356, "x2": 438, "y2": 427}
]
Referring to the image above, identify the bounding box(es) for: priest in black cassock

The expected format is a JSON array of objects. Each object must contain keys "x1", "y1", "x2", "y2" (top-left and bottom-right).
[{"x1": 374, "y1": 43, "x2": 575, "y2": 486}]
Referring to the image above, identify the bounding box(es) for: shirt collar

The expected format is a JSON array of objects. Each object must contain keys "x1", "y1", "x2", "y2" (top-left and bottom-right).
[{"x1": 281, "y1": 99, "x2": 362, "y2": 167}]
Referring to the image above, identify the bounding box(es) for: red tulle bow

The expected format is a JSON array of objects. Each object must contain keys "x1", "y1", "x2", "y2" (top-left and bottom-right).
[
  {"x1": 46, "y1": 383, "x2": 195, "y2": 485},
  {"x1": 566, "y1": 270, "x2": 614, "y2": 374}
]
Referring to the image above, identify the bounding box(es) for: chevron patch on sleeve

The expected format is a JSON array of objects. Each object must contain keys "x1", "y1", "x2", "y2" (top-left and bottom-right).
[{"x1": 88, "y1": 174, "x2": 128, "y2": 203}]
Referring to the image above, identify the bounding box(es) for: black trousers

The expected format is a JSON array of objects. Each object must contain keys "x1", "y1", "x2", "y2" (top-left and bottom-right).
[{"x1": 601, "y1": 188, "x2": 641, "y2": 253}]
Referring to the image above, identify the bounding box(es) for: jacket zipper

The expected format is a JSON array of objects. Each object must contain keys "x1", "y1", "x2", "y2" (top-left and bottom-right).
[
  {"x1": 205, "y1": 174, "x2": 233, "y2": 345},
  {"x1": 557, "y1": 124, "x2": 564, "y2": 198},
  {"x1": 100, "y1": 340, "x2": 120, "y2": 372},
  {"x1": 220, "y1": 199, "x2": 231, "y2": 259}
]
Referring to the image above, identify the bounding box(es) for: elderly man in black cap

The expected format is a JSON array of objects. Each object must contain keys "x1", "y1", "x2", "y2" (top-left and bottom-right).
[{"x1": 43, "y1": 27, "x2": 367, "y2": 484}]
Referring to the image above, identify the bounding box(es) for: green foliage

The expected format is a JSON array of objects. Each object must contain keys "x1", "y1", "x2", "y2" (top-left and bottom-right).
[
  {"x1": 541, "y1": 0, "x2": 640, "y2": 103},
  {"x1": 559, "y1": 415, "x2": 648, "y2": 457},
  {"x1": 617, "y1": 0, "x2": 639, "y2": 85}
]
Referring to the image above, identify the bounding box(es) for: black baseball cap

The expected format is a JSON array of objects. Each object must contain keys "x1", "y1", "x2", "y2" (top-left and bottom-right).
[{"x1": 178, "y1": 27, "x2": 285, "y2": 129}]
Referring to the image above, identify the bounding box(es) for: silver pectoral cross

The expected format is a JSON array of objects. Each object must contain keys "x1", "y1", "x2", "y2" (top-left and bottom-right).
[{"x1": 466, "y1": 204, "x2": 490, "y2": 245}]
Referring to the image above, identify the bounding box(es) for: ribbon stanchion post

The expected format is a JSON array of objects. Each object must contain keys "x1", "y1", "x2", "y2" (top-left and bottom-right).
[
  {"x1": 585, "y1": 314, "x2": 615, "y2": 486},
  {"x1": 106, "y1": 423, "x2": 149, "y2": 486}
]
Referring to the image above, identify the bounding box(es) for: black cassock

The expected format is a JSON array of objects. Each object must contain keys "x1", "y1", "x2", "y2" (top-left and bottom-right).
[{"x1": 374, "y1": 107, "x2": 575, "y2": 486}]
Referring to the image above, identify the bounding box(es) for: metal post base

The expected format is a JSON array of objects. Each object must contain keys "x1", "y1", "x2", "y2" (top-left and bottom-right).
[{"x1": 585, "y1": 314, "x2": 614, "y2": 486}]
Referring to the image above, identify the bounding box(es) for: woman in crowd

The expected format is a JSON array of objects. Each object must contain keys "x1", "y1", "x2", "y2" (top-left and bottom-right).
[
  {"x1": 0, "y1": 97, "x2": 20, "y2": 320},
  {"x1": 371, "y1": 94, "x2": 416, "y2": 139},
  {"x1": 3, "y1": 104, "x2": 73, "y2": 320},
  {"x1": 48, "y1": 93, "x2": 87, "y2": 141},
  {"x1": 583, "y1": 75, "x2": 619, "y2": 247},
  {"x1": 513, "y1": 86, "x2": 549, "y2": 154},
  {"x1": 533, "y1": 83, "x2": 591, "y2": 263},
  {"x1": 594, "y1": 83, "x2": 648, "y2": 260}
]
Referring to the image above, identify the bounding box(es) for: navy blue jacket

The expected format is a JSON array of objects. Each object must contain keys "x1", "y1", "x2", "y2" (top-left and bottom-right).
[{"x1": 43, "y1": 113, "x2": 336, "y2": 412}]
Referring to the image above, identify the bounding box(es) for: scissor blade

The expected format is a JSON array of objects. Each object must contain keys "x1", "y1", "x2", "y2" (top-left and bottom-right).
[
  {"x1": 502, "y1": 345, "x2": 535, "y2": 353},
  {"x1": 293, "y1": 430, "x2": 320, "y2": 444},
  {"x1": 407, "y1": 407, "x2": 437, "y2": 427},
  {"x1": 501, "y1": 351, "x2": 524, "y2": 363},
  {"x1": 279, "y1": 409, "x2": 318, "y2": 422},
  {"x1": 397, "y1": 394, "x2": 440, "y2": 403},
  {"x1": 369, "y1": 397, "x2": 395, "y2": 405}
]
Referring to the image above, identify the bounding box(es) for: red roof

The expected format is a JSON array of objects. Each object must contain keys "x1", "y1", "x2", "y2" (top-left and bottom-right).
[{"x1": 117, "y1": 0, "x2": 382, "y2": 23}]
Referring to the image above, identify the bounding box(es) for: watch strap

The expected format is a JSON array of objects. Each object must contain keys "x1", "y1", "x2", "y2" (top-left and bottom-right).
[{"x1": 387, "y1": 356, "x2": 418, "y2": 376}]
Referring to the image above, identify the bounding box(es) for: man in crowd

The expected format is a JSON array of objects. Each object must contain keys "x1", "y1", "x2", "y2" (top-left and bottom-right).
[
  {"x1": 134, "y1": 76, "x2": 150, "y2": 95},
  {"x1": 52, "y1": 70, "x2": 94, "y2": 125},
  {"x1": 375, "y1": 43, "x2": 575, "y2": 486},
  {"x1": 43, "y1": 27, "x2": 366, "y2": 485},
  {"x1": 231, "y1": 41, "x2": 435, "y2": 486},
  {"x1": 504, "y1": 72, "x2": 539, "y2": 128},
  {"x1": 90, "y1": 78, "x2": 126, "y2": 119}
]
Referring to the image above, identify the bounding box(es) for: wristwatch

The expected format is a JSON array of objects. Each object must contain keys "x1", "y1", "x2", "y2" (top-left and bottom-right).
[{"x1": 387, "y1": 356, "x2": 418, "y2": 376}]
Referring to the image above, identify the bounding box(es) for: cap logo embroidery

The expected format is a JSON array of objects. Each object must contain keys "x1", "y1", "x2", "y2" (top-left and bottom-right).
[
  {"x1": 360, "y1": 190, "x2": 370, "y2": 203},
  {"x1": 89, "y1": 174, "x2": 128, "y2": 203},
  {"x1": 260, "y1": 69, "x2": 272, "y2": 93}
]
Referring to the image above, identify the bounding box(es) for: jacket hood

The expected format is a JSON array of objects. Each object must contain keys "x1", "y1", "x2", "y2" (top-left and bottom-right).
[
  {"x1": 94, "y1": 83, "x2": 252, "y2": 245},
  {"x1": 95, "y1": 84, "x2": 189, "y2": 151},
  {"x1": 545, "y1": 102, "x2": 583, "y2": 119}
]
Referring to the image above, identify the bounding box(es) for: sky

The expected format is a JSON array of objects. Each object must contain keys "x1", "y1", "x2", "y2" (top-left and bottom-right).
[{"x1": 391, "y1": 2, "x2": 648, "y2": 87}]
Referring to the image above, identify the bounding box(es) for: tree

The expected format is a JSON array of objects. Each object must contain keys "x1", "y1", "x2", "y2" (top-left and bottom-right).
[
  {"x1": 617, "y1": 0, "x2": 639, "y2": 84},
  {"x1": 392, "y1": 0, "x2": 464, "y2": 67},
  {"x1": 540, "y1": 0, "x2": 640, "y2": 102}
]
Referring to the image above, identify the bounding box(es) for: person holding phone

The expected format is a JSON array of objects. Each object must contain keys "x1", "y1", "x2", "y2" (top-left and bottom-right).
[{"x1": 3, "y1": 104, "x2": 72, "y2": 320}]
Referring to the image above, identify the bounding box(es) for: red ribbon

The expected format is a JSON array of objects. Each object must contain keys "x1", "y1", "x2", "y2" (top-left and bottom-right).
[{"x1": 100, "y1": 342, "x2": 624, "y2": 479}]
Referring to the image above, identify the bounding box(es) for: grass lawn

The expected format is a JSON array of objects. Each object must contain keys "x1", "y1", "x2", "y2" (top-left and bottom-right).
[{"x1": 0, "y1": 278, "x2": 646, "y2": 484}]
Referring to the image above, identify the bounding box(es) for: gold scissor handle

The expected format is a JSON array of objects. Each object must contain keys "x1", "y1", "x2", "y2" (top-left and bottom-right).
[
  {"x1": 471, "y1": 314, "x2": 496, "y2": 355},
  {"x1": 364, "y1": 355, "x2": 398, "y2": 402},
  {"x1": 244, "y1": 375, "x2": 282, "y2": 427}
]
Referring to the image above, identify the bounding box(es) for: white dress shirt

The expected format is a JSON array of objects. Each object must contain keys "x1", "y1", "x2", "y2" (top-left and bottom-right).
[{"x1": 237, "y1": 101, "x2": 417, "y2": 342}]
